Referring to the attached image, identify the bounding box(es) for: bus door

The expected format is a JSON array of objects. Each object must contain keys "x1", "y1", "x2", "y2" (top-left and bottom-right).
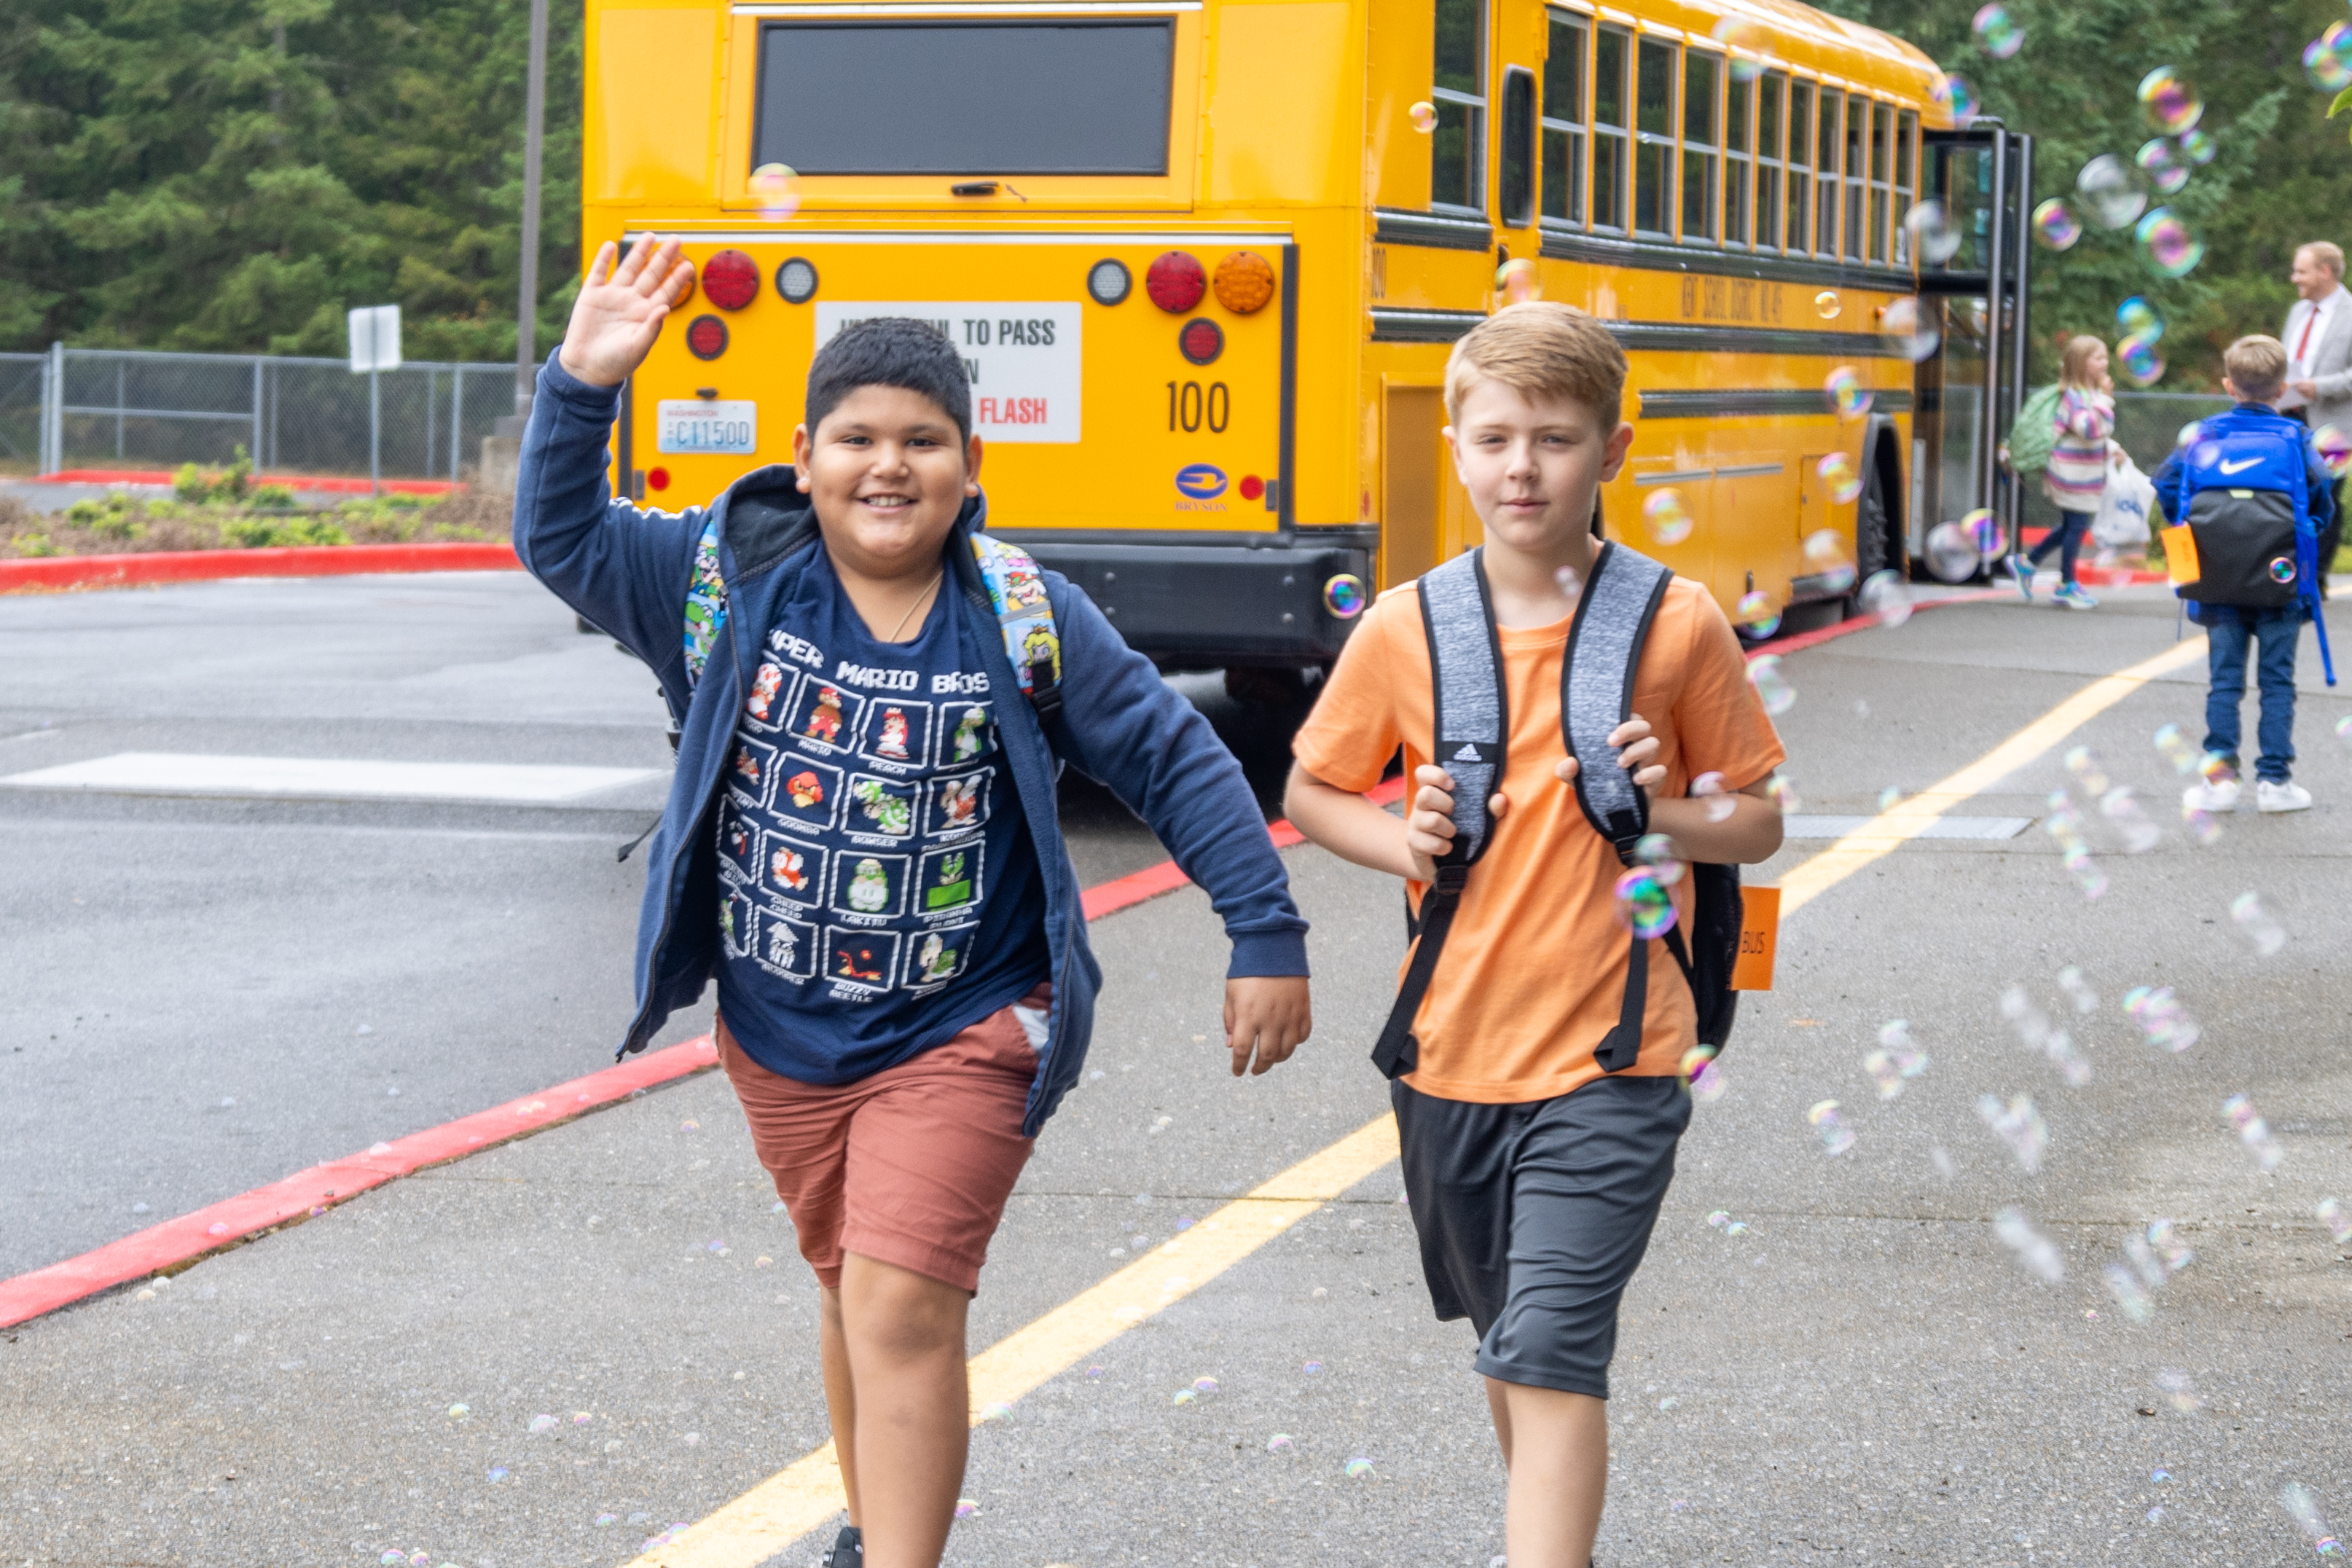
[{"x1": 1916, "y1": 122, "x2": 2035, "y2": 570}]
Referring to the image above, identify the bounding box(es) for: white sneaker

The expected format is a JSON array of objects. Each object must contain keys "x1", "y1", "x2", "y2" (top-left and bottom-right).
[
  {"x1": 2257, "y1": 780, "x2": 2313, "y2": 813},
  {"x1": 2183, "y1": 777, "x2": 2241, "y2": 812}
]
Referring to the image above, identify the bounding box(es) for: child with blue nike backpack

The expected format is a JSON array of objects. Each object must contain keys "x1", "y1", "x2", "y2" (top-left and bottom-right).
[{"x1": 2153, "y1": 334, "x2": 2338, "y2": 815}]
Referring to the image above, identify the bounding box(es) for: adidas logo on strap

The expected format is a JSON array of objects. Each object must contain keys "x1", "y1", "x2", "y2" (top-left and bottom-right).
[{"x1": 1452, "y1": 743, "x2": 1482, "y2": 762}]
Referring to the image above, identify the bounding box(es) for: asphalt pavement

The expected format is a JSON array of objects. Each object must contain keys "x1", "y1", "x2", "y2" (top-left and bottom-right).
[{"x1": 4, "y1": 573, "x2": 2351, "y2": 1567}]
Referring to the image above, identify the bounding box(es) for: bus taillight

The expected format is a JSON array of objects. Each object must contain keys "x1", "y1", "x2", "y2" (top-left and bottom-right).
[
  {"x1": 701, "y1": 250, "x2": 760, "y2": 310},
  {"x1": 1145, "y1": 251, "x2": 1206, "y2": 313},
  {"x1": 686, "y1": 315, "x2": 728, "y2": 360},
  {"x1": 1178, "y1": 318, "x2": 1224, "y2": 366}
]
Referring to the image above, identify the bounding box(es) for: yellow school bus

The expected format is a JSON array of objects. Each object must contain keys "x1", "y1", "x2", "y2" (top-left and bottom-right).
[{"x1": 581, "y1": 0, "x2": 2033, "y2": 678}]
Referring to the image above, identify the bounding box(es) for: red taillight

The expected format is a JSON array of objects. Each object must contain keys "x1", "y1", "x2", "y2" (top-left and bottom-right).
[
  {"x1": 1239, "y1": 474, "x2": 1265, "y2": 501},
  {"x1": 1178, "y1": 318, "x2": 1224, "y2": 366},
  {"x1": 647, "y1": 466, "x2": 671, "y2": 491},
  {"x1": 701, "y1": 250, "x2": 760, "y2": 310},
  {"x1": 1145, "y1": 251, "x2": 1206, "y2": 313},
  {"x1": 686, "y1": 315, "x2": 729, "y2": 360}
]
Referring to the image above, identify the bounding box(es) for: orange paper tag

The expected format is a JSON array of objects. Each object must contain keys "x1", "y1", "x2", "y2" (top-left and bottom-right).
[
  {"x1": 2161, "y1": 523, "x2": 2200, "y2": 587},
  {"x1": 1731, "y1": 885, "x2": 1780, "y2": 992}
]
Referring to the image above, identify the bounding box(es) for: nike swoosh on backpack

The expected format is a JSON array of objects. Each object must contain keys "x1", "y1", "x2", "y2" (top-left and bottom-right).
[{"x1": 2218, "y1": 457, "x2": 2260, "y2": 475}]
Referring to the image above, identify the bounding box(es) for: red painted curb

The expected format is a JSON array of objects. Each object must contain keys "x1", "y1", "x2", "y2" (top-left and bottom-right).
[
  {"x1": 1744, "y1": 588, "x2": 2006, "y2": 658},
  {"x1": 41, "y1": 469, "x2": 458, "y2": 498},
  {"x1": 0, "y1": 541, "x2": 520, "y2": 595},
  {"x1": 0, "y1": 780, "x2": 1402, "y2": 1330},
  {"x1": 0, "y1": 1035, "x2": 721, "y2": 1330}
]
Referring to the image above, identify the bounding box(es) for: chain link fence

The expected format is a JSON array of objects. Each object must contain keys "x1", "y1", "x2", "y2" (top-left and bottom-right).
[
  {"x1": 2015, "y1": 389, "x2": 2235, "y2": 536},
  {"x1": 0, "y1": 347, "x2": 520, "y2": 482}
]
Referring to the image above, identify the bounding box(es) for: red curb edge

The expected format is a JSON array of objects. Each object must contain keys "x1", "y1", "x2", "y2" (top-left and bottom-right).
[
  {"x1": 0, "y1": 541, "x2": 520, "y2": 595},
  {"x1": 39, "y1": 469, "x2": 458, "y2": 498},
  {"x1": 0, "y1": 783, "x2": 1403, "y2": 1331}
]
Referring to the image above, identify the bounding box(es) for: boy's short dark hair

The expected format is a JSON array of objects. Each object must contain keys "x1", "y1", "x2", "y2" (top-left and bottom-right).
[{"x1": 805, "y1": 317, "x2": 972, "y2": 441}]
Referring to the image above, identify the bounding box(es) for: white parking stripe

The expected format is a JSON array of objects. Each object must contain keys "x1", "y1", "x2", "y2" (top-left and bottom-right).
[{"x1": 0, "y1": 751, "x2": 656, "y2": 804}]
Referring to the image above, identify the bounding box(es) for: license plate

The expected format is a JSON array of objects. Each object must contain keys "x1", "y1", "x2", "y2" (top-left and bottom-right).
[{"x1": 656, "y1": 400, "x2": 758, "y2": 455}]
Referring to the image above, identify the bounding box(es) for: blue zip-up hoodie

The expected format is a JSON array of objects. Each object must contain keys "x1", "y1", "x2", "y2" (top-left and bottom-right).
[{"x1": 512, "y1": 352, "x2": 1310, "y2": 1134}]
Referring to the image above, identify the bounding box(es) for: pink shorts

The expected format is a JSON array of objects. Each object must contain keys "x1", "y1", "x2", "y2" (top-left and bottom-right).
[{"x1": 717, "y1": 986, "x2": 1048, "y2": 1294}]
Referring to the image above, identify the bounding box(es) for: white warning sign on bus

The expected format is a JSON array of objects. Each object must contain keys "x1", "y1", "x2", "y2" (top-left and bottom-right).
[{"x1": 815, "y1": 302, "x2": 1081, "y2": 444}]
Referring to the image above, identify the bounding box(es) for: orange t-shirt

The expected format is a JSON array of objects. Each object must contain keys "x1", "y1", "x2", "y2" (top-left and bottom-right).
[{"x1": 1292, "y1": 571, "x2": 1786, "y2": 1104}]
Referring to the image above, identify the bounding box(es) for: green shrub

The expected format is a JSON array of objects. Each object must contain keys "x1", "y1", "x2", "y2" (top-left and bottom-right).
[
  {"x1": 222, "y1": 517, "x2": 284, "y2": 548},
  {"x1": 385, "y1": 492, "x2": 423, "y2": 510},
  {"x1": 15, "y1": 532, "x2": 56, "y2": 557},
  {"x1": 64, "y1": 498, "x2": 103, "y2": 528},
  {"x1": 172, "y1": 462, "x2": 211, "y2": 504},
  {"x1": 249, "y1": 483, "x2": 297, "y2": 509}
]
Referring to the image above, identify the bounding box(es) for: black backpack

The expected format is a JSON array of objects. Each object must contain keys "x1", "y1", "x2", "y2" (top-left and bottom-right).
[{"x1": 1369, "y1": 541, "x2": 1741, "y2": 1081}]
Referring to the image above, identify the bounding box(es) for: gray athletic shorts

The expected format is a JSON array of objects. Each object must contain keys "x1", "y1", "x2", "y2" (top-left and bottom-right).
[{"x1": 1392, "y1": 1073, "x2": 1691, "y2": 1399}]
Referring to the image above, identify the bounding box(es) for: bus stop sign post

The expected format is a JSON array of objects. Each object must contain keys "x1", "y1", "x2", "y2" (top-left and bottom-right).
[{"x1": 348, "y1": 304, "x2": 403, "y2": 498}]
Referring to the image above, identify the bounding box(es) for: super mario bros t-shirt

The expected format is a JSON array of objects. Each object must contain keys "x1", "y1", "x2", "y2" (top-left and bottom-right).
[{"x1": 714, "y1": 547, "x2": 1048, "y2": 1085}]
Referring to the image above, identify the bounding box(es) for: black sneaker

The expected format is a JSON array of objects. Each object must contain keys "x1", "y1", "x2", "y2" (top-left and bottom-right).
[{"x1": 828, "y1": 1525, "x2": 863, "y2": 1568}]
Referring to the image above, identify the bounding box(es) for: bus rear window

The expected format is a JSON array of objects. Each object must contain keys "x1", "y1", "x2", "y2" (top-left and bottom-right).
[{"x1": 755, "y1": 20, "x2": 1173, "y2": 176}]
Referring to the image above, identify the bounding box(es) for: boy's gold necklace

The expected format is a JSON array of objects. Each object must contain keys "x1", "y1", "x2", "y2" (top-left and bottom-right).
[{"x1": 885, "y1": 572, "x2": 944, "y2": 643}]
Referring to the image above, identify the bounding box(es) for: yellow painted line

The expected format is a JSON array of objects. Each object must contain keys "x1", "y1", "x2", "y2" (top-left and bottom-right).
[
  {"x1": 1778, "y1": 635, "x2": 2208, "y2": 915},
  {"x1": 632, "y1": 633, "x2": 2206, "y2": 1568},
  {"x1": 633, "y1": 1116, "x2": 1402, "y2": 1568}
]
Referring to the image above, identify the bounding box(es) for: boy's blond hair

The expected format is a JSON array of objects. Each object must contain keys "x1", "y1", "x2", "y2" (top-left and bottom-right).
[
  {"x1": 2225, "y1": 334, "x2": 2289, "y2": 402},
  {"x1": 1443, "y1": 302, "x2": 1628, "y2": 428}
]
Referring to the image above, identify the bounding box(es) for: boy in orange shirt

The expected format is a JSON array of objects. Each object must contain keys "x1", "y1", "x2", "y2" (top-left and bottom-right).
[{"x1": 1285, "y1": 303, "x2": 1786, "y2": 1566}]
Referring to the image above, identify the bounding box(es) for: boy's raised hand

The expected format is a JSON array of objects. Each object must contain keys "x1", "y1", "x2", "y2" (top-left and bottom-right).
[
  {"x1": 557, "y1": 238, "x2": 694, "y2": 389},
  {"x1": 1223, "y1": 976, "x2": 1311, "y2": 1076}
]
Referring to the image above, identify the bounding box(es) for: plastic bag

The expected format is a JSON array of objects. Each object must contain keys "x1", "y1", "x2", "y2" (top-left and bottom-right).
[{"x1": 2094, "y1": 452, "x2": 2157, "y2": 549}]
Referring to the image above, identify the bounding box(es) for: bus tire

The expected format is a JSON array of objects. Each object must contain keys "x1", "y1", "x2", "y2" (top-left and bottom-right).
[{"x1": 1846, "y1": 434, "x2": 1900, "y2": 614}]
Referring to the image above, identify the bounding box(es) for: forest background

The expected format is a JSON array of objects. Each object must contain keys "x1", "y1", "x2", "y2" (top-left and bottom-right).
[{"x1": 1, "y1": 0, "x2": 2349, "y2": 385}]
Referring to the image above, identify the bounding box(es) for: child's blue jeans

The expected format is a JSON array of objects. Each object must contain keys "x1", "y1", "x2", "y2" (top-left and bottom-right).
[
  {"x1": 2027, "y1": 509, "x2": 2093, "y2": 585},
  {"x1": 2202, "y1": 605, "x2": 2302, "y2": 784}
]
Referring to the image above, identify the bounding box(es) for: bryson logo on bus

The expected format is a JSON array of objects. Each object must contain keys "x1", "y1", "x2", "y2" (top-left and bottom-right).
[{"x1": 1174, "y1": 464, "x2": 1227, "y2": 501}]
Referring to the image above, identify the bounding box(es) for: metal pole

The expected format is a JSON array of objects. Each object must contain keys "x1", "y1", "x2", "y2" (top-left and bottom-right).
[
  {"x1": 426, "y1": 366, "x2": 438, "y2": 479},
  {"x1": 252, "y1": 356, "x2": 264, "y2": 473},
  {"x1": 369, "y1": 365, "x2": 381, "y2": 498},
  {"x1": 116, "y1": 360, "x2": 125, "y2": 460},
  {"x1": 45, "y1": 342, "x2": 63, "y2": 475},
  {"x1": 451, "y1": 366, "x2": 466, "y2": 482},
  {"x1": 514, "y1": 0, "x2": 550, "y2": 419}
]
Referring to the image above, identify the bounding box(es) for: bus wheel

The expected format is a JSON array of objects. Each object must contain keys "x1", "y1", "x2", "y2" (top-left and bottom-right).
[{"x1": 1847, "y1": 450, "x2": 1894, "y2": 614}]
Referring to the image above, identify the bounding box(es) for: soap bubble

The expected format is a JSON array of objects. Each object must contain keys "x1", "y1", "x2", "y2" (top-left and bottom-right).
[
  {"x1": 1966, "y1": 506, "x2": 2002, "y2": 556},
  {"x1": 1192, "y1": 1376, "x2": 1220, "y2": 1395},
  {"x1": 1979, "y1": 1091, "x2": 2048, "y2": 1172},
  {"x1": 381, "y1": 1553, "x2": 404, "y2": 1564},
  {"x1": 2315, "y1": 426, "x2": 2352, "y2": 479},
  {"x1": 2133, "y1": 138, "x2": 2189, "y2": 195},
  {"x1": 2076, "y1": 154, "x2": 2147, "y2": 230},
  {"x1": 1814, "y1": 289, "x2": 1841, "y2": 319},
  {"x1": 2136, "y1": 209, "x2": 2203, "y2": 278},
  {"x1": 2178, "y1": 126, "x2": 2216, "y2": 165},
  {"x1": 1764, "y1": 773, "x2": 1802, "y2": 814},
  {"x1": 1691, "y1": 771, "x2": 1735, "y2": 822},
  {"x1": 1864, "y1": 1022, "x2": 1929, "y2": 1099},
  {"x1": 1409, "y1": 101, "x2": 1438, "y2": 133},
  {"x1": 979, "y1": 1402, "x2": 1014, "y2": 1425},
  {"x1": 1803, "y1": 527, "x2": 1857, "y2": 592},
  {"x1": 2137, "y1": 67, "x2": 2203, "y2": 134},
  {"x1": 1554, "y1": 562, "x2": 1582, "y2": 596},
  {"x1": 1931, "y1": 72, "x2": 1979, "y2": 128},
  {"x1": 1267, "y1": 1432, "x2": 1295, "y2": 1451},
  {"x1": 1878, "y1": 296, "x2": 1940, "y2": 361},
  {"x1": 1825, "y1": 365, "x2": 1872, "y2": 420},
  {"x1": 2116, "y1": 296, "x2": 2165, "y2": 343},
  {"x1": 1632, "y1": 832, "x2": 1686, "y2": 884},
  {"x1": 1303, "y1": 1360, "x2": 1324, "y2": 1372},
  {"x1": 1494, "y1": 256, "x2": 1541, "y2": 305},
  {"x1": 2055, "y1": 965, "x2": 2099, "y2": 1014},
  {"x1": 2122, "y1": 985, "x2": 2200, "y2": 1051},
  {"x1": 2147, "y1": 1219, "x2": 2195, "y2": 1274},
  {"x1": 2101, "y1": 788, "x2": 2162, "y2": 852},
  {"x1": 1902, "y1": 200, "x2": 1964, "y2": 264},
  {"x1": 2283, "y1": 1483, "x2": 2347, "y2": 1556},
  {"x1": 1806, "y1": 1099, "x2": 1856, "y2": 1156},
  {"x1": 1876, "y1": 785, "x2": 1903, "y2": 811},
  {"x1": 487, "y1": 1467, "x2": 509, "y2": 1482},
  {"x1": 2230, "y1": 891, "x2": 2285, "y2": 956},
  {"x1": 954, "y1": 1497, "x2": 980, "y2": 1519},
  {"x1": 529, "y1": 1414, "x2": 558, "y2": 1435},
  {"x1": 1747, "y1": 654, "x2": 1794, "y2": 714},
  {"x1": 2224, "y1": 1093, "x2": 2283, "y2": 1171},
  {"x1": 2320, "y1": 1198, "x2": 2352, "y2": 1244},
  {"x1": 1924, "y1": 521, "x2": 1979, "y2": 582},
  {"x1": 447, "y1": 1403, "x2": 471, "y2": 1422},
  {"x1": 1346, "y1": 1457, "x2": 1376, "y2": 1478},
  {"x1": 1734, "y1": 589, "x2": 1782, "y2": 638},
  {"x1": 1817, "y1": 452, "x2": 1863, "y2": 504},
  {"x1": 748, "y1": 162, "x2": 801, "y2": 221},
  {"x1": 2152, "y1": 723, "x2": 2200, "y2": 774},
  {"x1": 1682, "y1": 1046, "x2": 1727, "y2": 1103},
  {"x1": 1612, "y1": 866, "x2": 1677, "y2": 938},
  {"x1": 1642, "y1": 487, "x2": 1695, "y2": 546},
  {"x1": 1972, "y1": 4, "x2": 2024, "y2": 57},
  {"x1": 2062, "y1": 744, "x2": 2109, "y2": 794},
  {"x1": 1712, "y1": 15, "x2": 1771, "y2": 79},
  {"x1": 2117, "y1": 333, "x2": 2166, "y2": 387},
  {"x1": 2103, "y1": 1261, "x2": 2155, "y2": 1322},
  {"x1": 2156, "y1": 1368, "x2": 2200, "y2": 1412},
  {"x1": 2306, "y1": 23, "x2": 2352, "y2": 91},
  {"x1": 2180, "y1": 803, "x2": 2224, "y2": 846},
  {"x1": 2031, "y1": 198, "x2": 2083, "y2": 251},
  {"x1": 1859, "y1": 569, "x2": 1910, "y2": 627},
  {"x1": 2176, "y1": 419, "x2": 2205, "y2": 450},
  {"x1": 1995, "y1": 1207, "x2": 2066, "y2": 1282},
  {"x1": 2341, "y1": 713, "x2": 2352, "y2": 746}
]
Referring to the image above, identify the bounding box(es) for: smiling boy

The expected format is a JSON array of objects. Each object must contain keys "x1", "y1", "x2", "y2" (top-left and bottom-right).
[
  {"x1": 514, "y1": 239, "x2": 1312, "y2": 1568},
  {"x1": 1285, "y1": 303, "x2": 1785, "y2": 1566}
]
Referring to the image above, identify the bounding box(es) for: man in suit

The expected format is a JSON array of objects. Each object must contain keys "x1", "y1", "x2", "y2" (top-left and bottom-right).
[{"x1": 2282, "y1": 240, "x2": 2351, "y2": 595}]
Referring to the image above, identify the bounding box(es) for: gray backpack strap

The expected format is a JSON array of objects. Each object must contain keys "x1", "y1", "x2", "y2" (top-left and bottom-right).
[
  {"x1": 1562, "y1": 541, "x2": 1674, "y2": 1071},
  {"x1": 1371, "y1": 549, "x2": 1507, "y2": 1080}
]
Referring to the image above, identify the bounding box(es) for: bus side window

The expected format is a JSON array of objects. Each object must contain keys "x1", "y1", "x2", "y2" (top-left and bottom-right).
[
  {"x1": 1755, "y1": 71, "x2": 1785, "y2": 250},
  {"x1": 1540, "y1": 12, "x2": 1587, "y2": 229},
  {"x1": 1893, "y1": 109, "x2": 1918, "y2": 264},
  {"x1": 1814, "y1": 88, "x2": 1839, "y2": 258},
  {"x1": 1724, "y1": 68, "x2": 1751, "y2": 247},
  {"x1": 1501, "y1": 68, "x2": 1537, "y2": 227},
  {"x1": 1633, "y1": 36, "x2": 1677, "y2": 238},
  {"x1": 1786, "y1": 77, "x2": 1812, "y2": 253},
  {"x1": 1681, "y1": 50, "x2": 1719, "y2": 243},
  {"x1": 1844, "y1": 94, "x2": 1868, "y2": 261},
  {"x1": 1431, "y1": 0, "x2": 1487, "y2": 213},
  {"x1": 1592, "y1": 28, "x2": 1631, "y2": 232}
]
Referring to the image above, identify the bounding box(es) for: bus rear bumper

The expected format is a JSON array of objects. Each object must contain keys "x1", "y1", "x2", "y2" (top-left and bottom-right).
[{"x1": 998, "y1": 532, "x2": 1373, "y2": 672}]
